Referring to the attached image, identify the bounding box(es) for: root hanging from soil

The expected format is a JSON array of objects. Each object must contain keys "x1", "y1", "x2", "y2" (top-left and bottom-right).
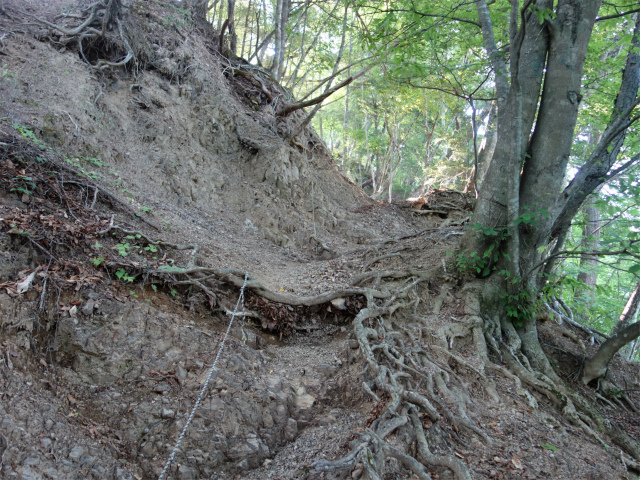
[{"x1": 14, "y1": 0, "x2": 140, "y2": 70}]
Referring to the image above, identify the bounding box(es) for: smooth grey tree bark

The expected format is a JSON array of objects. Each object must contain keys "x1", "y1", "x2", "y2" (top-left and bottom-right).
[{"x1": 470, "y1": 1, "x2": 640, "y2": 379}]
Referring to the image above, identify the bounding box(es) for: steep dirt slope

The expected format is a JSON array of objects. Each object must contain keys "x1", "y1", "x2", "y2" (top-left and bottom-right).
[{"x1": 0, "y1": 2, "x2": 639, "y2": 480}]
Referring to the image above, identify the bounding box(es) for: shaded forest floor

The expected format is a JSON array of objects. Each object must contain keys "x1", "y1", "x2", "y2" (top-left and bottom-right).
[{"x1": 0, "y1": 1, "x2": 639, "y2": 479}]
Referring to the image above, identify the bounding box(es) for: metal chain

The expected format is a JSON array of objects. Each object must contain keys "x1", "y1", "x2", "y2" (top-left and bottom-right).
[{"x1": 158, "y1": 273, "x2": 249, "y2": 480}]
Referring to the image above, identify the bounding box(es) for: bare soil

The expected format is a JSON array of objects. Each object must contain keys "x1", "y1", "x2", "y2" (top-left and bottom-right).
[{"x1": 0, "y1": 2, "x2": 638, "y2": 480}]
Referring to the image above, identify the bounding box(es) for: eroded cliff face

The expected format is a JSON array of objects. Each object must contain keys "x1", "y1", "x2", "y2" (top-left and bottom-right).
[{"x1": 2, "y1": 0, "x2": 375, "y2": 254}]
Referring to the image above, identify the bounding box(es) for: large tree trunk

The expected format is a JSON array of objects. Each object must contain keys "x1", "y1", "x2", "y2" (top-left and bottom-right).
[{"x1": 470, "y1": 0, "x2": 640, "y2": 385}]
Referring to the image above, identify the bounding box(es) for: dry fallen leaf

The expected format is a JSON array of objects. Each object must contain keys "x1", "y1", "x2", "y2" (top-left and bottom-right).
[{"x1": 512, "y1": 457, "x2": 523, "y2": 469}]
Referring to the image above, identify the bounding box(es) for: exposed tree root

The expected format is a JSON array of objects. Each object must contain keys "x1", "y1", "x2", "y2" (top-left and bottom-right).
[
  {"x1": 92, "y1": 221, "x2": 640, "y2": 477},
  {"x1": 15, "y1": 0, "x2": 138, "y2": 70}
]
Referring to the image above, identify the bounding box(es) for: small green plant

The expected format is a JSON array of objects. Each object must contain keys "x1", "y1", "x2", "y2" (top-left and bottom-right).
[
  {"x1": 129, "y1": 290, "x2": 139, "y2": 298},
  {"x1": 1, "y1": 64, "x2": 15, "y2": 84},
  {"x1": 454, "y1": 223, "x2": 510, "y2": 277},
  {"x1": 158, "y1": 265, "x2": 184, "y2": 273},
  {"x1": 115, "y1": 242, "x2": 131, "y2": 257},
  {"x1": 500, "y1": 285, "x2": 537, "y2": 327},
  {"x1": 90, "y1": 257, "x2": 105, "y2": 267},
  {"x1": 140, "y1": 206, "x2": 153, "y2": 214},
  {"x1": 12, "y1": 123, "x2": 45, "y2": 149},
  {"x1": 115, "y1": 269, "x2": 136, "y2": 283},
  {"x1": 170, "y1": 288, "x2": 178, "y2": 297},
  {"x1": 144, "y1": 244, "x2": 158, "y2": 253},
  {"x1": 11, "y1": 175, "x2": 37, "y2": 195},
  {"x1": 86, "y1": 157, "x2": 102, "y2": 167},
  {"x1": 151, "y1": 284, "x2": 158, "y2": 292},
  {"x1": 608, "y1": 387, "x2": 623, "y2": 398},
  {"x1": 540, "y1": 444, "x2": 558, "y2": 452}
]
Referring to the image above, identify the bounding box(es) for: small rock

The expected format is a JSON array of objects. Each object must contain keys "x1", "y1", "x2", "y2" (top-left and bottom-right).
[
  {"x1": 161, "y1": 408, "x2": 175, "y2": 418},
  {"x1": 81, "y1": 299, "x2": 95, "y2": 315},
  {"x1": 294, "y1": 393, "x2": 315, "y2": 410},
  {"x1": 262, "y1": 412, "x2": 274, "y2": 428},
  {"x1": 318, "y1": 415, "x2": 336, "y2": 426},
  {"x1": 330, "y1": 298, "x2": 346, "y2": 310},
  {"x1": 44, "y1": 467, "x2": 60, "y2": 479},
  {"x1": 68, "y1": 445, "x2": 85, "y2": 461},
  {"x1": 348, "y1": 340, "x2": 360, "y2": 349},
  {"x1": 236, "y1": 459, "x2": 249, "y2": 471},
  {"x1": 79, "y1": 454, "x2": 95, "y2": 466},
  {"x1": 40, "y1": 437, "x2": 52, "y2": 449},
  {"x1": 178, "y1": 464, "x2": 196, "y2": 479},
  {"x1": 185, "y1": 359, "x2": 204, "y2": 371},
  {"x1": 284, "y1": 418, "x2": 298, "y2": 441},
  {"x1": 154, "y1": 382, "x2": 171, "y2": 393},
  {"x1": 140, "y1": 442, "x2": 154, "y2": 457}
]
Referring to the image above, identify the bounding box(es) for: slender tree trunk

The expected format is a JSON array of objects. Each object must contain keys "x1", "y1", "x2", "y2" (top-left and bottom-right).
[
  {"x1": 577, "y1": 196, "x2": 601, "y2": 288},
  {"x1": 419, "y1": 94, "x2": 439, "y2": 195},
  {"x1": 286, "y1": 0, "x2": 309, "y2": 88},
  {"x1": 341, "y1": 28, "x2": 353, "y2": 170},
  {"x1": 476, "y1": 100, "x2": 497, "y2": 189},
  {"x1": 227, "y1": 0, "x2": 237, "y2": 55},
  {"x1": 615, "y1": 279, "x2": 640, "y2": 334},
  {"x1": 239, "y1": 0, "x2": 253, "y2": 58},
  {"x1": 272, "y1": 0, "x2": 283, "y2": 74},
  {"x1": 364, "y1": 108, "x2": 375, "y2": 191},
  {"x1": 271, "y1": 0, "x2": 290, "y2": 81}
]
